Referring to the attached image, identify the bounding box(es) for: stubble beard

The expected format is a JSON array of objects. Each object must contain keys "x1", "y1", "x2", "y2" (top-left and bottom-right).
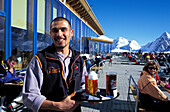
[{"x1": 54, "y1": 42, "x2": 69, "y2": 49}]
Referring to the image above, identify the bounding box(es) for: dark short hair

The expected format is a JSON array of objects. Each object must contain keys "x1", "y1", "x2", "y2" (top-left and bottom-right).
[
  {"x1": 8, "y1": 56, "x2": 18, "y2": 63},
  {"x1": 50, "y1": 17, "x2": 71, "y2": 31},
  {"x1": 82, "y1": 56, "x2": 87, "y2": 60}
]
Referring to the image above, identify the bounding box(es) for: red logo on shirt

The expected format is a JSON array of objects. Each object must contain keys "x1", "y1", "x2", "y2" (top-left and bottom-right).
[{"x1": 74, "y1": 65, "x2": 78, "y2": 69}]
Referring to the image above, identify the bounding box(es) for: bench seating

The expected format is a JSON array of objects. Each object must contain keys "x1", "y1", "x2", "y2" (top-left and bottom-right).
[
  {"x1": 128, "y1": 75, "x2": 148, "y2": 112},
  {"x1": 128, "y1": 75, "x2": 158, "y2": 112},
  {"x1": 129, "y1": 85, "x2": 146, "y2": 111},
  {"x1": 160, "y1": 81, "x2": 170, "y2": 93},
  {"x1": 130, "y1": 85, "x2": 137, "y2": 101}
]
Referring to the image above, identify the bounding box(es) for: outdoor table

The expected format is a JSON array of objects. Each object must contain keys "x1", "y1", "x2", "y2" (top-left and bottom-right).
[
  {"x1": 4, "y1": 83, "x2": 23, "y2": 87},
  {"x1": 160, "y1": 81, "x2": 170, "y2": 93},
  {"x1": 0, "y1": 83, "x2": 23, "y2": 99}
]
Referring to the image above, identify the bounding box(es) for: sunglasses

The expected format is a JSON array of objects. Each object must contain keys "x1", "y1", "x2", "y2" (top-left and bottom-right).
[{"x1": 148, "y1": 67, "x2": 157, "y2": 70}]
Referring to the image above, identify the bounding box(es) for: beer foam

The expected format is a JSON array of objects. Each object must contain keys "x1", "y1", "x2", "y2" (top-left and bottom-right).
[{"x1": 88, "y1": 71, "x2": 98, "y2": 80}]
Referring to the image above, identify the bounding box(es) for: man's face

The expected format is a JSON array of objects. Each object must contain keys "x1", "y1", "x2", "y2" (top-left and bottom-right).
[
  {"x1": 50, "y1": 20, "x2": 73, "y2": 49},
  {"x1": 7, "y1": 60, "x2": 17, "y2": 69}
]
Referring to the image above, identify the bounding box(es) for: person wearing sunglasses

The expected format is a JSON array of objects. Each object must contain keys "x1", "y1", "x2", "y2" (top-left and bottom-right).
[
  {"x1": 140, "y1": 68, "x2": 160, "y2": 85},
  {"x1": 137, "y1": 61, "x2": 170, "y2": 111}
]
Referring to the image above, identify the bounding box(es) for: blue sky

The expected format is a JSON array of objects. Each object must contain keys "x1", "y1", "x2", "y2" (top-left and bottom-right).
[{"x1": 87, "y1": 0, "x2": 170, "y2": 46}]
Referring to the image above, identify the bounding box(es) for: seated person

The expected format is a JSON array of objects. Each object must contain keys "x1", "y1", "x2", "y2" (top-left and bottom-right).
[
  {"x1": 109, "y1": 58, "x2": 112, "y2": 65},
  {"x1": 128, "y1": 53, "x2": 133, "y2": 60},
  {"x1": 82, "y1": 56, "x2": 92, "y2": 73},
  {"x1": 137, "y1": 61, "x2": 170, "y2": 111},
  {"x1": 140, "y1": 71, "x2": 160, "y2": 84},
  {"x1": 0, "y1": 56, "x2": 24, "y2": 110},
  {"x1": 95, "y1": 55, "x2": 103, "y2": 67},
  {"x1": 0, "y1": 56, "x2": 24, "y2": 83},
  {"x1": 0, "y1": 59, "x2": 7, "y2": 77},
  {"x1": 0, "y1": 61, "x2": 6, "y2": 77}
]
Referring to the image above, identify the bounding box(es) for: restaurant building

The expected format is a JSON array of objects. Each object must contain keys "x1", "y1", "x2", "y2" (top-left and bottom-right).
[{"x1": 0, "y1": 0, "x2": 113, "y2": 70}]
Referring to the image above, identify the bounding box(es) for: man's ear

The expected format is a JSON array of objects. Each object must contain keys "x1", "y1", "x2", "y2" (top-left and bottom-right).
[{"x1": 70, "y1": 29, "x2": 73, "y2": 36}]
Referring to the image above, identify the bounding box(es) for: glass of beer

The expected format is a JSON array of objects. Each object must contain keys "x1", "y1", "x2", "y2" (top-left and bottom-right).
[
  {"x1": 85, "y1": 75, "x2": 89, "y2": 93},
  {"x1": 88, "y1": 71, "x2": 98, "y2": 95},
  {"x1": 106, "y1": 72, "x2": 117, "y2": 96}
]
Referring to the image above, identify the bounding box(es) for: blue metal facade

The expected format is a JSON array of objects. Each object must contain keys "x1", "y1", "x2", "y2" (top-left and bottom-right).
[
  {"x1": 0, "y1": 0, "x2": 99, "y2": 60},
  {"x1": 0, "y1": 0, "x2": 112, "y2": 69}
]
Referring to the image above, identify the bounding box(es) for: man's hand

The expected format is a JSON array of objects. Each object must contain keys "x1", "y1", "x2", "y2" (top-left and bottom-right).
[
  {"x1": 64, "y1": 101, "x2": 82, "y2": 112},
  {"x1": 8, "y1": 68, "x2": 14, "y2": 74},
  {"x1": 59, "y1": 96, "x2": 75, "y2": 111},
  {"x1": 40, "y1": 96, "x2": 75, "y2": 111}
]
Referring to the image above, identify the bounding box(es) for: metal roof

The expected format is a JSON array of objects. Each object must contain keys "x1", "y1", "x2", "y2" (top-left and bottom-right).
[{"x1": 60, "y1": 0, "x2": 105, "y2": 35}]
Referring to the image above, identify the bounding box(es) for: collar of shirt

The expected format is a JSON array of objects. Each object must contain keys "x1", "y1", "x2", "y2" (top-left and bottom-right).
[
  {"x1": 56, "y1": 50, "x2": 72, "y2": 80},
  {"x1": 56, "y1": 50, "x2": 72, "y2": 60}
]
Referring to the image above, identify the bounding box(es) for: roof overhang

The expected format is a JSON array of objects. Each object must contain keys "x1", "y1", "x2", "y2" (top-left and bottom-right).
[
  {"x1": 85, "y1": 37, "x2": 113, "y2": 43},
  {"x1": 62, "y1": 0, "x2": 104, "y2": 35}
]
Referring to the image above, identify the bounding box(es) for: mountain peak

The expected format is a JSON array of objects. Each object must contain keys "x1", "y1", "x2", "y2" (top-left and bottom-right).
[
  {"x1": 129, "y1": 40, "x2": 141, "y2": 50},
  {"x1": 141, "y1": 32, "x2": 170, "y2": 52},
  {"x1": 116, "y1": 37, "x2": 129, "y2": 48},
  {"x1": 112, "y1": 37, "x2": 141, "y2": 51},
  {"x1": 161, "y1": 32, "x2": 170, "y2": 39}
]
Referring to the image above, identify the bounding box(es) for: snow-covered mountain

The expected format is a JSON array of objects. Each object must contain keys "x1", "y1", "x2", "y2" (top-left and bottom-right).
[
  {"x1": 111, "y1": 37, "x2": 141, "y2": 52},
  {"x1": 141, "y1": 32, "x2": 170, "y2": 52},
  {"x1": 101, "y1": 32, "x2": 170, "y2": 52}
]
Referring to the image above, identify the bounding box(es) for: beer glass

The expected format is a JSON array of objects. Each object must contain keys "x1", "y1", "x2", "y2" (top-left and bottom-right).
[
  {"x1": 85, "y1": 75, "x2": 89, "y2": 93},
  {"x1": 88, "y1": 71, "x2": 98, "y2": 95},
  {"x1": 106, "y1": 72, "x2": 117, "y2": 96}
]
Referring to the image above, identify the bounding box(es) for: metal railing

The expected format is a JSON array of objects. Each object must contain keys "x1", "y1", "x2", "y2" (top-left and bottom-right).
[
  {"x1": 89, "y1": 60, "x2": 105, "y2": 75},
  {"x1": 98, "y1": 60, "x2": 105, "y2": 74},
  {"x1": 89, "y1": 64, "x2": 97, "y2": 72},
  {"x1": 127, "y1": 74, "x2": 139, "y2": 112}
]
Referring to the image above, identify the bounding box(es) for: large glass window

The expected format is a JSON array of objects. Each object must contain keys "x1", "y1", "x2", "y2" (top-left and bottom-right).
[
  {"x1": 84, "y1": 25, "x2": 87, "y2": 37},
  {"x1": 99, "y1": 43, "x2": 101, "y2": 53},
  {"x1": 11, "y1": 0, "x2": 33, "y2": 70},
  {"x1": 108, "y1": 44, "x2": 111, "y2": 53},
  {"x1": 104, "y1": 43, "x2": 107, "y2": 53},
  {"x1": 76, "y1": 18, "x2": 81, "y2": 51},
  {"x1": 11, "y1": 0, "x2": 27, "y2": 29},
  {"x1": 89, "y1": 41, "x2": 94, "y2": 54},
  {"x1": 81, "y1": 22, "x2": 85, "y2": 53},
  {"x1": 0, "y1": 16, "x2": 5, "y2": 61},
  {"x1": 37, "y1": 0, "x2": 50, "y2": 51},
  {"x1": 0, "y1": 0, "x2": 4, "y2": 11},
  {"x1": 87, "y1": 27, "x2": 90, "y2": 37},
  {"x1": 95, "y1": 42, "x2": 99, "y2": 53},
  {"x1": 63, "y1": 7, "x2": 70, "y2": 21},
  {"x1": 70, "y1": 14, "x2": 76, "y2": 49},
  {"x1": 45, "y1": 0, "x2": 51, "y2": 47},
  {"x1": 53, "y1": 0, "x2": 62, "y2": 19},
  {"x1": 37, "y1": 0, "x2": 45, "y2": 33}
]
